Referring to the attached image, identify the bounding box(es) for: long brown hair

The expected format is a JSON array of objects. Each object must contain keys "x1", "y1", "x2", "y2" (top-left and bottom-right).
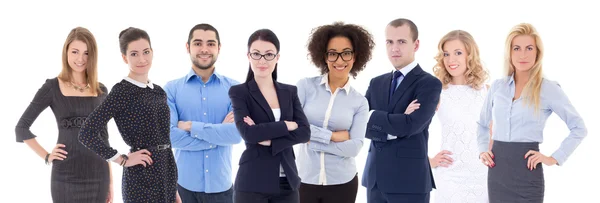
[
  {"x1": 57, "y1": 27, "x2": 102, "y2": 95},
  {"x1": 433, "y1": 30, "x2": 488, "y2": 90}
]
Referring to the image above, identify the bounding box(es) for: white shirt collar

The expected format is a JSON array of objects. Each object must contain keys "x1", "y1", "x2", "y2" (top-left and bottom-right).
[
  {"x1": 124, "y1": 76, "x2": 154, "y2": 89},
  {"x1": 394, "y1": 60, "x2": 418, "y2": 77},
  {"x1": 319, "y1": 74, "x2": 352, "y2": 94}
]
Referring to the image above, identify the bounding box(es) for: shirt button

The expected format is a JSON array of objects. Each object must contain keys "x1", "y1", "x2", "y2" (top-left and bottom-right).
[
  {"x1": 205, "y1": 170, "x2": 209, "y2": 173},
  {"x1": 210, "y1": 145, "x2": 213, "y2": 148},
  {"x1": 206, "y1": 155, "x2": 209, "y2": 158},
  {"x1": 203, "y1": 97, "x2": 206, "y2": 100},
  {"x1": 203, "y1": 85, "x2": 206, "y2": 88},
  {"x1": 204, "y1": 113, "x2": 207, "y2": 116}
]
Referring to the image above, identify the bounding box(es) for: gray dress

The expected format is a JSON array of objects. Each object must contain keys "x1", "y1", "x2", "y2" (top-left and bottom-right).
[{"x1": 15, "y1": 78, "x2": 110, "y2": 203}]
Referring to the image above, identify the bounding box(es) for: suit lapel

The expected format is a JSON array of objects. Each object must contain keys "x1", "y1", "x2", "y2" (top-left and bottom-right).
[
  {"x1": 274, "y1": 82, "x2": 289, "y2": 121},
  {"x1": 388, "y1": 65, "x2": 423, "y2": 111},
  {"x1": 248, "y1": 79, "x2": 275, "y2": 121}
]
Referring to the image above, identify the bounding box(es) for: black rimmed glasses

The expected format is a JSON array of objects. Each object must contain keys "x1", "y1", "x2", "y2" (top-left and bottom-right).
[
  {"x1": 326, "y1": 51, "x2": 354, "y2": 62},
  {"x1": 249, "y1": 52, "x2": 278, "y2": 61}
]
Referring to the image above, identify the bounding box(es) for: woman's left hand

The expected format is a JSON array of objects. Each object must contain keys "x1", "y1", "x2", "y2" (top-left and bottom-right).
[
  {"x1": 243, "y1": 116, "x2": 255, "y2": 126},
  {"x1": 525, "y1": 150, "x2": 558, "y2": 170}
]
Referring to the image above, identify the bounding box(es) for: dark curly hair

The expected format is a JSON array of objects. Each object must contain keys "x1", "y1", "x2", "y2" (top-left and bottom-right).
[{"x1": 307, "y1": 22, "x2": 375, "y2": 78}]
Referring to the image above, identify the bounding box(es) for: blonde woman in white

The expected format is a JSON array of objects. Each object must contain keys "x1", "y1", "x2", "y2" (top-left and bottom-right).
[{"x1": 426, "y1": 30, "x2": 491, "y2": 203}]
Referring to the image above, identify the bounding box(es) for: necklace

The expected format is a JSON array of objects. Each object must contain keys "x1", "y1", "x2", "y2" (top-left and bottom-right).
[{"x1": 69, "y1": 81, "x2": 90, "y2": 92}]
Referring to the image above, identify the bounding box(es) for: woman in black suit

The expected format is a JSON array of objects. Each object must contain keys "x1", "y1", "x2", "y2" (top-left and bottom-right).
[{"x1": 228, "y1": 28, "x2": 310, "y2": 203}]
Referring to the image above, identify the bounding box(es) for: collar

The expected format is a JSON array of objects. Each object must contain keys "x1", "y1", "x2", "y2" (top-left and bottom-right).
[
  {"x1": 319, "y1": 74, "x2": 351, "y2": 95},
  {"x1": 507, "y1": 73, "x2": 515, "y2": 85},
  {"x1": 124, "y1": 76, "x2": 154, "y2": 89},
  {"x1": 394, "y1": 60, "x2": 418, "y2": 77},
  {"x1": 185, "y1": 68, "x2": 223, "y2": 84}
]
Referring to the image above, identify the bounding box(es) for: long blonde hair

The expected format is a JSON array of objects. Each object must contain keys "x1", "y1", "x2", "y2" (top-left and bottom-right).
[
  {"x1": 433, "y1": 30, "x2": 488, "y2": 90},
  {"x1": 504, "y1": 23, "x2": 544, "y2": 110},
  {"x1": 57, "y1": 27, "x2": 102, "y2": 95}
]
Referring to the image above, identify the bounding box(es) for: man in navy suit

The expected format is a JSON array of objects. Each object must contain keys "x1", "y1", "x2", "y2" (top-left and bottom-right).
[{"x1": 362, "y1": 18, "x2": 442, "y2": 203}]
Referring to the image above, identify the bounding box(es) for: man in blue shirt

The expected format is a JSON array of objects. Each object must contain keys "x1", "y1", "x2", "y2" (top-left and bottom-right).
[{"x1": 164, "y1": 23, "x2": 242, "y2": 203}]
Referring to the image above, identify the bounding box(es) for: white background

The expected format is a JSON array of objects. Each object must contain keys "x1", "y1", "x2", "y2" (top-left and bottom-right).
[{"x1": 1, "y1": 0, "x2": 598, "y2": 202}]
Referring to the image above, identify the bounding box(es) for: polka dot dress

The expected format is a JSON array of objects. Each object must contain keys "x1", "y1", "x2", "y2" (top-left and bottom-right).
[{"x1": 79, "y1": 79, "x2": 178, "y2": 203}]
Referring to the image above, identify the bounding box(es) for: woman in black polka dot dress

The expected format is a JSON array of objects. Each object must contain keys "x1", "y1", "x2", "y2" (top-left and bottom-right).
[{"x1": 78, "y1": 27, "x2": 180, "y2": 203}]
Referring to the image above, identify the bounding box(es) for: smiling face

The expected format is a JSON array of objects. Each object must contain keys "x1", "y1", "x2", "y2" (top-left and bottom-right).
[
  {"x1": 248, "y1": 39, "x2": 279, "y2": 79},
  {"x1": 442, "y1": 39, "x2": 468, "y2": 79},
  {"x1": 122, "y1": 38, "x2": 153, "y2": 76},
  {"x1": 67, "y1": 40, "x2": 88, "y2": 74},
  {"x1": 510, "y1": 35, "x2": 537, "y2": 73},
  {"x1": 325, "y1": 36, "x2": 354, "y2": 81},
  {"x1": 187, "y1": 29, "x2": 220, "y2": 70}
]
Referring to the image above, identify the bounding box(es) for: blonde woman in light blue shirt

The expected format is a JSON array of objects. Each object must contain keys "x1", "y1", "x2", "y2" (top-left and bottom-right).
[{"x1": 477, "y1": 23, "x2": 587, "y2": 203}]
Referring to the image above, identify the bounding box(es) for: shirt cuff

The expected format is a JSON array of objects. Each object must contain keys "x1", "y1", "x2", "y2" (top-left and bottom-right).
[
  {"x1": 310, "y1": 125, "x2": 333, "y2": 144},
  {"x1": 478, "y1": 144, "x2": 489, "y2": 154},
  {"x1": 108, "y1": 153, "x2": 120, "y2": 162},
  {"x1": 191, "y1": 121, "x2": 206, "y2": 139},
  {"x1": 368, "y1": 110, "x2": 375, "y2": 120},
  {"x1": 387, "y1": 134, "x2": 397, "y2": 140},
  {"x1": 551, "y1": 150, "x2": 567, "y2": 166}
]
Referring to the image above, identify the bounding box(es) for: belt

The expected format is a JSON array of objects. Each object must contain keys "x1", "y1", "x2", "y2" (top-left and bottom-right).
[
  {"x1": 59, "y1": 116, "x2": 87, "y2": 128},
  {"x1": 130, "y1": 144, "x2": 171, "y2": 152}
]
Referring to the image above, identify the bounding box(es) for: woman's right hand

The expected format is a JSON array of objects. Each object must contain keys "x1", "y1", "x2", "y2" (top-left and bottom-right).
[
  {"x1": 479, "y1": 151, "x2": 495, "y2": 168},
  {"x1": 124, "y1": 149, "x2": 153, "y2": 167},
  {"x1": 284, "y1": 121, "x2": 298, "y2": 131},
  {"x1": 331, "y1": 131, "x2": 350, "y2": 142},
  {"x1": 48, "y1": 144, "x2": 68, "y2": 163},
  {"x1": 258, "y1": 140, "x2": 272, "y2": 146},
  {"x1": 430, "y1": 150, "x2": 453, "y2": 168}
]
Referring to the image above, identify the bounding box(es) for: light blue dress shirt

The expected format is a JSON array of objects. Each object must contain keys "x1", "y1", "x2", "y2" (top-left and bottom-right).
[
  {"x1": 477, "y1": 75, "x2": 587, "y2": 165},
  {"x1": 164, "y1": 69, "x2": 242, "y2": 193},
  {"x1": 295, "y1": 75, "x2": 369, "y2": 185}
]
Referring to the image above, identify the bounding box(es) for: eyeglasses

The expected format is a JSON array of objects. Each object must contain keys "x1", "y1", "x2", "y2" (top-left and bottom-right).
[
  {"x1": 326, "y1": 51, "x2": 354, "y2": 62},
  {"x1": 249, "y1": 52, "x2": 277, "y2": 61}
]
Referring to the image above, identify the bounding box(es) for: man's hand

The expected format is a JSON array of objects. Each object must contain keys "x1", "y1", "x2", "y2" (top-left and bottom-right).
[{"x1": 178, "y1": 121, "x2": 192, "y2": 132}]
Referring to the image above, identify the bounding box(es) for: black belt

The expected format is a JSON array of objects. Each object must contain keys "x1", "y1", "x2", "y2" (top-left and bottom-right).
[
  {"x1": 130, "y1": 144, "x2": 171, "y2": 152},
  {"x1": 60, "y1": 116, "x2": 87, "y2": 128}
]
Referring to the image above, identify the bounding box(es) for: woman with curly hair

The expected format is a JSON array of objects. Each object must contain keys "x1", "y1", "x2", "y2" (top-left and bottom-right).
[
  {"x1": 424, "y1": 30, "x2": 491, "y2": 202},
  {"x1": 295, "y1": 21, "x2": 374, "y2": 203}
]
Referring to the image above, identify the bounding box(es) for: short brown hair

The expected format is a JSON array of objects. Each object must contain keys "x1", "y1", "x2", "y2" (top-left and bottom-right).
[
  {"x1": 307, "y1": 21, "x2": 375, "y2": 78},
  {"x1": 388, "y1": 18, "x2": 419, "y2": 42}
]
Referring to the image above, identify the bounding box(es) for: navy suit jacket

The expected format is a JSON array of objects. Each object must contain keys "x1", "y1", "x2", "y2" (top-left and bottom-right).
[
  {"x1": 362, "y1": 65, "x2": 441, "y2": 194},
  {"x1": 228, "y1": 79, "x2": 310, "y2": 194}
]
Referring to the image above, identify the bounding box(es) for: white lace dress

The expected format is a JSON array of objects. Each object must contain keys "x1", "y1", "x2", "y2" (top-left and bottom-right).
[{"x1": 433, "y1": 84, "x2": 489, "y2": 203}]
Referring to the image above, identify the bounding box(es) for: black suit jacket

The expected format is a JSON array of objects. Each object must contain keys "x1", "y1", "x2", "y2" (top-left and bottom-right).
[
  {"x1": 362, "y1": 65, "x2": 442, "y2": 194},
  {"x1": 228, "y1": 79, "x2": 310, "y2": 194}
]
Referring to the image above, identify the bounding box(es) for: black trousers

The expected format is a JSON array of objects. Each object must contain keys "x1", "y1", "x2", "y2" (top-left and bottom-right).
[
  {"x1": 178, "y1": 184, "x2": 233, "y2": 203},
  {"x1": 234, "y1": 177, "x2": 299, "y2": 203},
  {"x1": 299, "y1": 174, "x2": 358, "y2": 203}
]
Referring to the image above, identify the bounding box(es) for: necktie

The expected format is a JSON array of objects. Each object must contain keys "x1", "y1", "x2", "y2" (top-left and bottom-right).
[{"x1": 390, "y1": 70, "x2": 403, "y2": 103}]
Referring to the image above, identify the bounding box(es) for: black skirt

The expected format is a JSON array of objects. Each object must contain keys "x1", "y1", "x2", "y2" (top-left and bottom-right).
[{"x1": 488, "y1": 140, "x2": 544, "y2": 203}]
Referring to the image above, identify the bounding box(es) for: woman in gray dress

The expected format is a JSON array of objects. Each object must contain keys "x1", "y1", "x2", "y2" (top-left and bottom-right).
[{"x1": 15, "y1": 27, "x2": 113, "y2": 203}]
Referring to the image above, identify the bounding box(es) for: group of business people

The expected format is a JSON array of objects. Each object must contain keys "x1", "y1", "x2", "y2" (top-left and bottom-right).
[{"x1": 15, "y1": 17, "x2": 587, "y2": 203}]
